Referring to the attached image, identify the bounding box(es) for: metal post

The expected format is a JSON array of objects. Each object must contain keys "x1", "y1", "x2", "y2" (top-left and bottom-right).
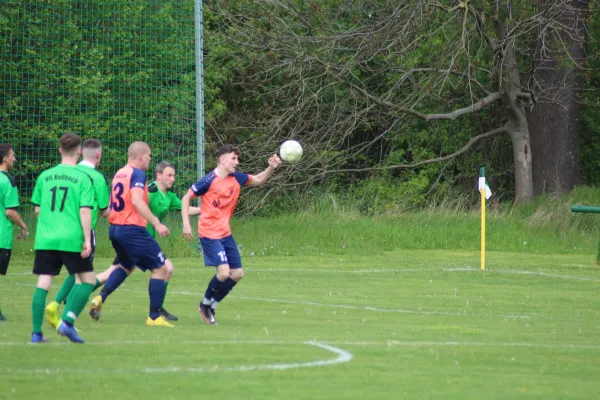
[{"x1": 194, "y1": 0, "x2": 205, "y2": 178}]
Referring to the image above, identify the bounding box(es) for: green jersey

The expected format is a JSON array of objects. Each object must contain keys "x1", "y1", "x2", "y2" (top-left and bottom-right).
[
  {"x1": 147, "y1": 181, "x2": 182, "y2": 238},
  {"x1": 31, "y1": 164, "x2": 95, "y2": 252},
  {"x1": 76, "y1": 161, "x2": 109, "y2": 229},
  {"x1": 0, "y1": 171, "x2": 20, "y2": 249}
]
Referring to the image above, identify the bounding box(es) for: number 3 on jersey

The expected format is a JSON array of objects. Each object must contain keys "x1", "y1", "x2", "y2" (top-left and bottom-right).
[{"x1": 111, "y1": 182, "x2": 125, "y2": 211}]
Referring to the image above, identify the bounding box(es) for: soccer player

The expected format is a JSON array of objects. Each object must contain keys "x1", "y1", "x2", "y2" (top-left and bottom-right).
[
  {"x1": 181, "y1": 144, "x2": 281, "y2": 325},
  {"x1": 44, "y1": 139, "x2": 110, "y2": 328},
  {"x1": 0, "y1": 143, "x2": 28, "y2": 322},
  {"x1": 89, "y1": 161, "x2": 200, "y2": 321},
  {"x1": 30, "y1": 133, "x2": 95, "y2": 343},
  {"x1": 103, "y1": 141, "x2": 174, "y2": 327}
]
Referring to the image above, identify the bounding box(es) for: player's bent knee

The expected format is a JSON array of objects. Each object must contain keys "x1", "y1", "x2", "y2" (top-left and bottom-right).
[
  {"x1": 79, "y1": 271, "x2": 96, "y2": 285},
  {"x1": 150, "y1": 264, "x2": 168, "y2": 280},
  {"x1": 118, "y1": 265, "x2": 133, "y2": 276},
  {"x1": 231, "y1": 269, "x2": 244, "y2": 281}
]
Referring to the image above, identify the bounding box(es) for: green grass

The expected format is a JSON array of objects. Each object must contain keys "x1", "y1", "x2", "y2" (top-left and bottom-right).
[{"x1": 1, "y1": 247, "x2": 600, "y2": 399}]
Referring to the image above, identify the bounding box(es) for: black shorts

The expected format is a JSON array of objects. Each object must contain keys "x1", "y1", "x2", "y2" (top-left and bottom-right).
[
  {"x1": 33, "y1": 250, "x2": 94, "y2": 276},
  {"x1": 0, "y1": 248, "x2": 11, "y2": 275}
]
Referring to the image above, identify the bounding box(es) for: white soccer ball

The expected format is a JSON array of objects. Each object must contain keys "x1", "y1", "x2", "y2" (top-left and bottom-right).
[{"x1": 279, "y1": 140, "x2": 303, "y2": 163}]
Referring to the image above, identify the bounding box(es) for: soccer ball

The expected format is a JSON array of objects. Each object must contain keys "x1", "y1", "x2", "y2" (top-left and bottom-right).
[{"x1": 279, "y1": 140, "x2": 303, "y2": 163}]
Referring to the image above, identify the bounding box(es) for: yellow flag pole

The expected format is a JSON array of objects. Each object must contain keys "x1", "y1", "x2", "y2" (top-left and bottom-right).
[{"x1": 480, "y1": 168, "x2": 486, "y2": 271}]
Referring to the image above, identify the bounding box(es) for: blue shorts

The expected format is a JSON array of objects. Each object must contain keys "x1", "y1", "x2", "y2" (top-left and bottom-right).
[
  {"x1": 109, "y1": 225, "x2": 166, "y2": 272},
  {"x1": 200, "y1": 235, "x2": 242, "y2": 269}
]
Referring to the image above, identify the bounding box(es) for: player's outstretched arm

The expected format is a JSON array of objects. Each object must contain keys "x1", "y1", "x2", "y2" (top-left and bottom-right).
[
  {"x1": 248, "y1": 154, "x2": 281, "y2": 187},
  {"x1": 131, "y1": 188, "x2": 169, "y2": 237},
  {"x1": 181, "y1": 190, "x2": 195, "y2": 240},
  {"x1": 5, "y1": 209, "x2": 28, "y2": 239}
]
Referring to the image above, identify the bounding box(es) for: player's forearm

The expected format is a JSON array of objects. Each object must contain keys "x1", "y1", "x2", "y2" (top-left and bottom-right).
[
  {"x1": 181, "y1": 194, "x2": 192, "y2": 223},
  {"x1": 132, "y1": 199, "x2": 160, "y2": 227},
  {"x1": 79, "y1": 208, "x2": 92, "y2": 242},
  {"x1": 5, "y1": 209, "x2": 27, "y2": 230},
  {"x1": 189, "y1": 206, "x2": 201, "y2": 216},
  {"x1": 252, "y1": 166, "x2": 275, "y2": 186}
]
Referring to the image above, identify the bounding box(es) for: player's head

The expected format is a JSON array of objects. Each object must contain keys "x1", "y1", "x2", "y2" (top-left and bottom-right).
[
  {"x1": 0, "y1": 143, "x2": 16, "y2": 171},
  {"x1": 127, "y1": 141, "x2": 151, "y2": 170},
  {"x1": 58, "y1": 133, "x2": 82, "y2": 158},
  {"x1": 215, "y1": 144, "x2": 240, "y2": 174},
  {"x1": 82, "y1": 138, "x2": 103, "y2": 166},
  {"x1": 155, "y1": 161, "x2": 175, "y2": 189}
]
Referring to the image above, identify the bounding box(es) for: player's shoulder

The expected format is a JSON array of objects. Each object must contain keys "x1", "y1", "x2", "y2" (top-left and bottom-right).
[
  {"x1": 0, "y1": 171, "x2": 16, "y2": 187},
  {"x1": 230, "y1": 171, "x2": 250, "y2": 185},
  {"x1": 148, "y1": 181, "x2": 159, "y2": 193}
]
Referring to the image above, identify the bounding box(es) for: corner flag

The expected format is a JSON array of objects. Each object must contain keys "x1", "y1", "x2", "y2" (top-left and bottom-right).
[{"x1": 479, "y1": 168, "x2": 492, "y2": 270}]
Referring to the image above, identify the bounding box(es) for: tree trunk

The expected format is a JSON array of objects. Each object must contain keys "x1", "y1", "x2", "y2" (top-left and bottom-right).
[
  {"x1": 496, "y1": 17, "x2": 535, "y2": 204},
  {"x1": 527, "y1": 0, "x2": 588, "y2": 195},
  {"x1": 527, "y1": 99, "x2": 581, "y2": 195},
  {"x1": 508, "y1": 124, "x2": 534, "y2": 203}
]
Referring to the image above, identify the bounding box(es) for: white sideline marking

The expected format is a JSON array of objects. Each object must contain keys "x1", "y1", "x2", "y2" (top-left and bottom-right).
[
  {"x1": 1, "y1": 339, "x2": 597, "y2": 350},
  {"x1": 9, "y1": 267, "x2": 600, "y2": 281},
  {"x1": 4, "y1": 283, "x2": 532, "y2": 319},
  {"x1": 231, "y1": 295, "x2": 531, "y2": 320},
  {"x1": 0, "y1": 341, "x2": 352, "y2": 375}
]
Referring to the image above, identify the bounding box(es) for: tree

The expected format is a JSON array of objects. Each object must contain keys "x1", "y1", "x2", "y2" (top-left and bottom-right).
[
  {"x1": 527, "y1": 0, "x2": 589, "y2": 195},
  {"x1": 208, "y1": 0, "x2": 596, "y2": 203}
]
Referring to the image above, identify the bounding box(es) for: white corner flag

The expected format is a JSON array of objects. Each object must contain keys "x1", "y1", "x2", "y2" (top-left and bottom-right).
[{"x1": 478, "y1": 177, "x2": 492, "y2": 200}]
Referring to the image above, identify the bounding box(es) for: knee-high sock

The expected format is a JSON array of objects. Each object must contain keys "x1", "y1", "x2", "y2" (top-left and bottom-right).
[
  {"x1": 201, "y1": 275, "x2": 225, "y2": 305},
  {"x1": 100, "y1": 268, "x2": 128, "y2": 302},
  {"x1": 54, "y1": 274, "x2": 75, "y2": 304},
  {"x1": 149, "y1": 279, "x2": 165, "y2": 319},
  {"x1": 211, "y1": 278, "x2": 238, "y2": 308},
  {"x1": 32, "y1": 287, "x2": 48, "y2": 333},
  {"x1": 159, "y1": 281, "x2": 169, "y2": 309},
  {"x1": 61, "y1": 282, "x2": 94, "y2": 324}
]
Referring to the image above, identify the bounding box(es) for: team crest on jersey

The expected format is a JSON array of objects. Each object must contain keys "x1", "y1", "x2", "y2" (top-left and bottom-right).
[{"x1": 213, "y1": 199, "x2": 221, "y2": 208}]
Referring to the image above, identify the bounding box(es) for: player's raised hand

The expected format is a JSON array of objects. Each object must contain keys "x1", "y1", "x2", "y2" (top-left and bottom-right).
[
  {"x1": 269, "y1": 154, "x2": 281, "y2": 169},
  {"x1": 156, "y1": 223, "x2": 170, "y2": 237},
  {"x1": 81, "y1": 240, "x2": 92, "y2": 258},
  {"x1": 182, "y1": 223, "x2": 194, "y2": 240}
]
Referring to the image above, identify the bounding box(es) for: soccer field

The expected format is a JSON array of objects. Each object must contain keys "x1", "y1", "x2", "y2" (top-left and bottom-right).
[{"x1": 1, "y1": 250, "x2": 599, "y2": 400}]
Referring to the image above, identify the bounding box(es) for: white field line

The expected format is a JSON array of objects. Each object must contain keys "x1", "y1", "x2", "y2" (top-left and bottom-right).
[
  {"x1": 0, "y1": 341, "x2": 352, "y2": 375},
  {"x1": 0, "y1": 339, "x2": 597, "y2": 350},
  {"x1": 4, "y1": 283, "x2": 532, "y2": 319},
  {"x1": 8, "y1": 267, "x2": 600, "y2": 282}
]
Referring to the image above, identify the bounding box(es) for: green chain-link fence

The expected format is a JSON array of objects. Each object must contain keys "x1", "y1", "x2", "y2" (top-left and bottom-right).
[
  {"x1": 1, "y1": 0, "x2": 198, "y2": 205},
  {"x1": 1, "y1": 0, "x2": 200, "y2": 255}
]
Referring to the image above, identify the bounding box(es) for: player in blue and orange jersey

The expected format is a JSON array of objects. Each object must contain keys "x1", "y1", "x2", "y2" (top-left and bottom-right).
[
  {"x1": 182, "y1": 144, "x2": 281, "y2": 325},
  {"x1": 103, "y1": 141, "x2": 174, "y2": 327}
]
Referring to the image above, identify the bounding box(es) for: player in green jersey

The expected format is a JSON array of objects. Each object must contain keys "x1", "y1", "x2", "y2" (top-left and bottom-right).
[
  {"x1": 30, "y1": 133, "x2": 95, "y2": 344},
  {"x1": 89, "y1": 161, "x2": 200, "y2": 321},
  {"x1": 44, "y1": 139, "x2": 110, "y2": 329},
  {"x1": 0, "y1": 143, "x2": 28, "y2": 322}
]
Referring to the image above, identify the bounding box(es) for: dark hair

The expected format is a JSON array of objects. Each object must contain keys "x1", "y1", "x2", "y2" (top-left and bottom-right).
[
  {"x1": 155, "y1": 161, "x2": 173, "y2": 177},
  {"x1": 215, "y1": 144, "x2": 240, "y2": 159},
  {"x1": 82, "y1": 138, "x2": 102, "y2": 150},
  {"x1": 59, "y1": 133, "x2": 82, "y2": 153},
  {"x1": 0, "y1": 143, "x2": 13, "y2": 165}
]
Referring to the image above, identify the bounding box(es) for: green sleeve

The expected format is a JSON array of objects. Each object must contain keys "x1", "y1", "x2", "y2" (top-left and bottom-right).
[
  {"x1": 2, "y1": 179, "x2": 19, "y2": 208},
  {"x1": 168, "y1": 192, "x2": 182, "y2": 211},
  {"x1": 95, "y1": 175, "x2": 110, "y2": 210},
  {"x1": 148, "y1": 191, "x2": 162, "y2": 215},
  {"x1": 31, "y1": 177, "x2": 42, "y2": 205},
  {"x1": 81, "y1": 176, "x2": 95, "y2": 207}
]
